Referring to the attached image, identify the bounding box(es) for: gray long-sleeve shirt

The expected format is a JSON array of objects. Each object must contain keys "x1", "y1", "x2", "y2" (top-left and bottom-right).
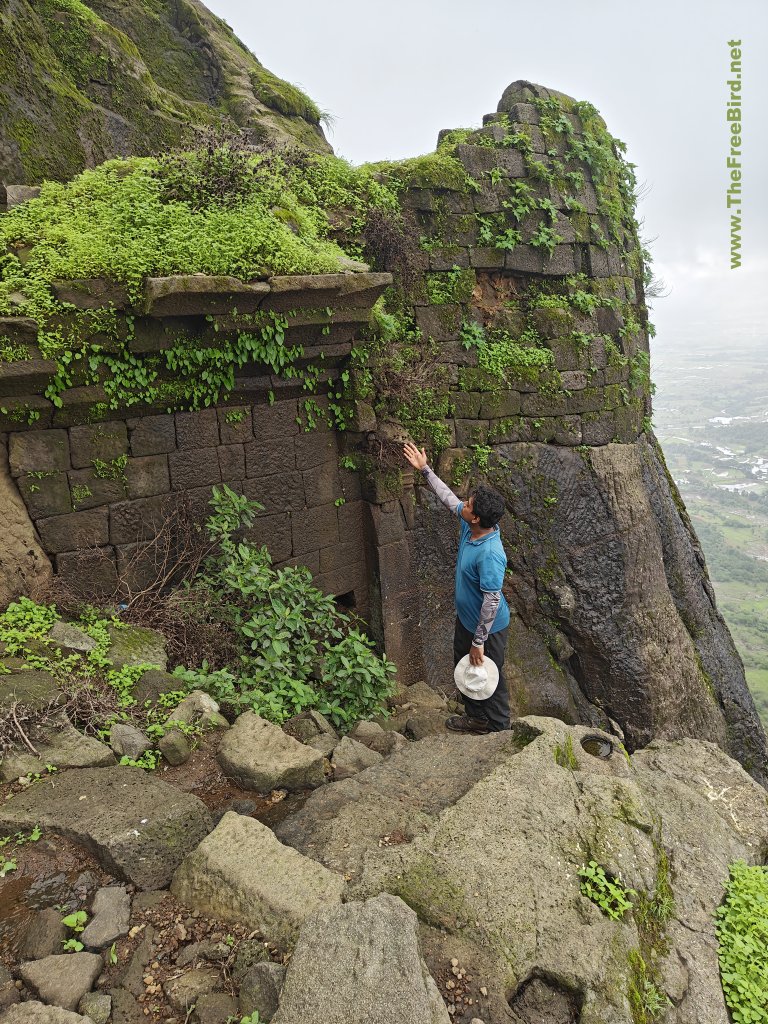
[{"x1": 420, "y1": 465, "x2": 503, "y2": 647}]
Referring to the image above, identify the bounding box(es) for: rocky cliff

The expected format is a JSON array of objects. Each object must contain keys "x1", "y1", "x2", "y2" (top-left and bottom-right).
[{"x1": 0, "y1": 0, "x2": 330, "y2": 184}]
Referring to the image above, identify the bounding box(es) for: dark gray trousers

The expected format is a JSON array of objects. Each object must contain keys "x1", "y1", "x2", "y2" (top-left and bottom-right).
[{"x1": 453, "y1": 616, "x2": 511, "y2": 731}]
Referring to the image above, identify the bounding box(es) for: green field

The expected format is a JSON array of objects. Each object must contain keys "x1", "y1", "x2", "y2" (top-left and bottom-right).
[{"x1": 652, "y1": 333, "x2": 768, "y2": 731}]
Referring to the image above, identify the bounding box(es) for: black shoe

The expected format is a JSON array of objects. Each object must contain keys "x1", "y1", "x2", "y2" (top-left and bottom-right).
[{"x1": 446, "y1": 715, "x2": 491, "y2": 735}]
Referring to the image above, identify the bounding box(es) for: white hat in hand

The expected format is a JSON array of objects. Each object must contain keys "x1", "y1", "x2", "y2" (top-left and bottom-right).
[{"x1": 453, "y1": 653, "x2": 499, "y2": 700}]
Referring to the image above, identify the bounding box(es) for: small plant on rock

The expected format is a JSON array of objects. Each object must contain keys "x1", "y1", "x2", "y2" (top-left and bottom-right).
[{"x1": 578, "y1": 860, "x2": 635, "y2": 920}]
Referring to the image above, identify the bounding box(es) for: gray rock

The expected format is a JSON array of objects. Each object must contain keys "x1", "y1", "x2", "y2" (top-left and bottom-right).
[
  {"x1": 0, "y1": 968, "x2": 19, "y2": 1009},
  {"x1": 77, "y1": 993, "x2": 111, "y2": 1024},
  {"x1": 191, "y1": 993, "x2": 238, "y2": 1024},
  {"x1": 405, "y1": 709, "x2": 449, "y2": 740},
  {"x1": 166, "y1": 690, "x2": 228, "y2": 730},
  {"x1": 106, "y1": 625, "x2": 167, "y2": 671},
  {"x1": 348, "y1": 721, "x2": 407, "y2": 756},
  {"x1": 19, "y1": 907, "x2": 68, "y2": 959},
  {"x1": 48, "y1": 622, "x2": 98, "y2": 655},
  {"x1": 217, "y1": 712, "x2": 325, "y2": 792},
  {"x1": 271, "y1": 895, "x2": 449, "y2": 1024},
  {"x1": 331, "y1": 737, "x2": 383, "y2": 781},
  {"x1": 1, "y1": 715, "x2": 115, "y2": 782},
  {"x1": 108, "y1": 724, "x2": 151, "y2": 761},
  {"x1": 116, "y1": 925, "x2": 154, "y2": 997},
  {"x1": 283, "y1": 710, "x2": 337, "y2": 744},
  {"x1": 81, "y1": 887, "x2": 131, "y2": 949},
  {"x1": 305, "y1": 733, "x2": 336, "y2": 757},
  {"x1": 171, "y1": 812, "x2": 345, "y2": 947},
  {"x1": 0, "y1": 670, "x2": 59, "y2": 713},
  {"x1": 162, "y1": 966, "x2": 220, "y2": 1012},
  {"x1": 19, "y1": 952, "x2": 102, "y2": 1011},
  {"x1": 107, "y1": 986, "x2": 144, "y2": 1024},
  {"x1": 275, "y1": 731, "x2": 525, "y2": 881},
  {"x1": 158, "y1": 729, "x2": 191, "y2": 766},
  {"x1": 0, "y1": 767, "x2": 213, "y2": 889},
  {"x1": 0, "y1": 1002, "x2": 95, "y2": 1023},
  {"x1": 176, "y1": 941, "x2": 231, "y2": 967},
  {"x1": 239, "y1": 961, "x2": 285, "y2": 1020}
]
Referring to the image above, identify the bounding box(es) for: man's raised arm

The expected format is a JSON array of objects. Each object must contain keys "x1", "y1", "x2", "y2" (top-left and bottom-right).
[{"x1": 403, "y1": 442, "x2": 461, "y2": 514}]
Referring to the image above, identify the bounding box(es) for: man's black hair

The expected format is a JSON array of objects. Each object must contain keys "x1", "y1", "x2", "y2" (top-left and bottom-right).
[{"x1": 471, "y1": 485, "x2": 506, "y2": 528}]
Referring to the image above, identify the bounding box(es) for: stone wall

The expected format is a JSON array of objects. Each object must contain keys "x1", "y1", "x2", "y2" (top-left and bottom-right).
[{"x1": 0, "y1": 271, "x2": 392, "y2": 628}]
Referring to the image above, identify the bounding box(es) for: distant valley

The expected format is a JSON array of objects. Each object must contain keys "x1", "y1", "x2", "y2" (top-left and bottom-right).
[{"x1": 652, "y1": 329, "x2": 768, "y2": 727}]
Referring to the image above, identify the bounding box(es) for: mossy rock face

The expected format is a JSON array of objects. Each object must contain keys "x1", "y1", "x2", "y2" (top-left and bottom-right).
[
  {"x1": 106, "y1": 623, "x2": 167, "y2": 671},
  {"x1": 0, "y1": 0, "x2": 331, "y2": 183}
]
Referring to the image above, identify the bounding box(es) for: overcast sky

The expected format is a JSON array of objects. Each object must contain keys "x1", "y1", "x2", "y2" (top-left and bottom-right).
[{"x1": 209, "y1": 0, "x2": 767, "y2": 351}]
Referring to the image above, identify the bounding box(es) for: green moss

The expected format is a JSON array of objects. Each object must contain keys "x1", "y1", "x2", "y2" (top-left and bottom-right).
[
  {"x1": 366, "y1": 152, "x2": 472, "y2": 192},
  {"x1": 425, "y1": 267, "x2": 476, "y2": 305},
  {"x1": 249, "y1": 66, "x2": 321, "y2": 124}
]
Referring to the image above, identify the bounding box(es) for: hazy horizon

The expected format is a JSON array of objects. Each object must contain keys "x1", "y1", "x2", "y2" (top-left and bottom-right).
[{"x1": 208, "y1": 0, "x2": 767, "y2": 353}]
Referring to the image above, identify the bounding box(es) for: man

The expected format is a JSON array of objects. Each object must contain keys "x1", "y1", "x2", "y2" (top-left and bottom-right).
[{"x1": 403, "y1": 442, "x2": 511, "y2": 733}]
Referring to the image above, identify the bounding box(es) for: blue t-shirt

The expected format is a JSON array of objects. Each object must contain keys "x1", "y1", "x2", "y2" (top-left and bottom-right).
[{"x1": 455, "y1": 501, "x2": 511, "y2": 636}]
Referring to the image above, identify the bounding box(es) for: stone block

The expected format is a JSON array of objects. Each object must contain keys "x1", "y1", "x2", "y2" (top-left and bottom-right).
[
  {"x1": 123, "y1": 455, "x2": 170, "y2": 500},
  {"x1": 294, "y1": 430, "x2": 338, "y2": 471},
  {"x1": 0, "y1": 396, "x2": 53, "y2": 432},
  {"x1": 69, "y1": 421, "x2": 127, "y2": 469},
  {"x1": 561, "y1": 370, "x2": 589, "y2": 392},
  {"x1": 50, "y1": 385, "x2": 111, "y2": 428},
  {"x1": 169, "y1": 448, "x2": 221, "y2": 491},
  {"x1": 115, "y1": 542, "x2": 161, "y2": 593},
  {"x1": 37, "y1": 509, "x2": 109, "y2": 553},
  {"x1": 242, "y1": 472, "x2": 304, "y2": 514},
  {"x1": 369, "y1": 502, "x2": 407, "y2": 547},
  {"x1": 109, "y1": 494, "x2": 167, "y2": 545},
  {"x1": 0, "y1": 359, "x2": 57, "y2": 397},
  {"x1": 338, "y1": 466, "x2": 362, "y2": 502},
  {"x1": 144, "y1": 276, "x2": 270, "y2": 316},
  {"x1": 68, "y1": 468, "x2": 126, "y2": 509},
  {"x1": 56, "y1": 548, "x2": 118, "y2": 597},
  {"x1": 469, "y1": 246, "x2": 505, "y2": 269},
  {"x1": 313, "y1": 562, "x2": 367, "y2": 603},
  {"x1": 581, "y1": 411, "x2": 618, "y2": 445},
  {"x1": 261, "y1": 273, "x2": 347, "y2": 313},
  {"x1": 533, "y1": 415, "x2": 583, "y2": 445},
  {"x1": 244, "y1": 434, "x2": 295, "y2": 476},
  {"x1": 9, "y1": 429, "x2": 69, "y2": 475},
  {"x1": 428, "y1": 247, "x2": 470, "y2": 271},
  {"x1": 217, "y1": 407, "x2": 253, "y2": 444},
  {"x1": 587, "y1": 245, "x2": 611, "y2": 277},
  {"x1": 546, "y1": 336, "x2": 589, "y2": 372},
  {"x1": 175, "y1": 409, "x2": 220, "y2": 449},
  {"x1": 291, "y1": 503, "x2": 338, "y2": 556},
  {"x1": 252, "y1": 400, "x2": 300, "y2": 440},
  {"x1": 455, "y1": 419, "x2": 490, "y2": 446},
  {"x1": 303, "y1": 463, "x2": 342, "y2": 508},
  {"x1": 444, "y1": 214, "x2": 478, "y2": 246},
  {"x1": 450, "y1": 391, "x2": 483, "y2": 418},
  {"x1": 472, "y1": 187, "x2": 501, "y2": 214},
  {"x1": 319, "y1": 540, "x2": 366, "y2": 574},
  {"x1": 217, "y1": 444, "x2": 245, "y2": 481},
  {"x1": 4, "y1": 185, "x2": 41, "y2": 208},
  {"x1": 505, "y1": 245, "x2": 546, "y2": 274},
  {"x1": 277, "y1": 551, "x2": 320, "y2": 575},
  {"x1": 0, "y1": 316, "x2": 38, "y2": 343},
  {"x1": 127, "y1": 414, "x2": 176, "y2": 455},
  {"x1": 413, "y1": 303, "x2": 462, "y2": 342},
  {"x1": 244, "y1": 513, "x2": 293, "y2": 562},
  {"x1": 17, "y1": 471, "x2": 72, "y2": 518},
  {"x1": 52, "y1": 278, "x2": 129, "y2": 310},
  {"x1": 543, "y1": 244, "x2": 579, "y2": 276},
  {"x1": 479, "y1": 390, "x2": 521, "y2": 419},
  {"x1": 337, "y1": 500, "x2": 366, "y2": 548}
]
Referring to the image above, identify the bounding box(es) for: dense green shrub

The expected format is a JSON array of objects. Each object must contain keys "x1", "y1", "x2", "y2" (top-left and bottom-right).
[
  {"x1": 172, "y1": 485, "x2": 397, "y2": 728},
  {"x1": 715, "y1": 860, "x2": 768, "y2": 1022}
]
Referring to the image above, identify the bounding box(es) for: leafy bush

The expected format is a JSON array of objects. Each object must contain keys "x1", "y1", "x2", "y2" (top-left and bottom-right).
[
  {"x1": 715, "y1": 860, "x2": 768, "y2": 1023},
  {"x1": 172, "y1": 485, "x2": 397, "y2": 728}
]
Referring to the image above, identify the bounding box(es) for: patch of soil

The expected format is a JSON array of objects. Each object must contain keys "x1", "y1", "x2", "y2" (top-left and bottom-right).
[{"x1": 0, "y1": 832, "x2": 113, "y2": 966}]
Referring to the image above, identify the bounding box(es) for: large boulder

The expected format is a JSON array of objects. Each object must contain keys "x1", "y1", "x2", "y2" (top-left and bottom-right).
[
  {"x1": 217, "y1": 712, "x2": 326, "y2": 792},
  {"x1": 271, "y1": 894, "x2": 450, "y2": 1024},
  {"x1": 0, "y1": 766, "x2": 212, "y2": 889},
  {"x1": 19, "y1": 953, "x2": 102, "y2": 1011},
  {"x1": 336, "y1": 718, "x2": 768, "y2": 1024},
  {"x1": 275, "y1": 729, "x2": 533, "y2": 881},
  {"x1": 171, "y1": 812, "x2": 345, "y2": 947}
]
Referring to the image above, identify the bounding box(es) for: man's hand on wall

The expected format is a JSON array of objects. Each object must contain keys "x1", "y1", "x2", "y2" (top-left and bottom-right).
[
  {"x1": 403, "y1": 442, "x2": 428, "y2": 471},
  {"x1": 470, "y1": 644, "x2": 484, "y2": 666}
]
